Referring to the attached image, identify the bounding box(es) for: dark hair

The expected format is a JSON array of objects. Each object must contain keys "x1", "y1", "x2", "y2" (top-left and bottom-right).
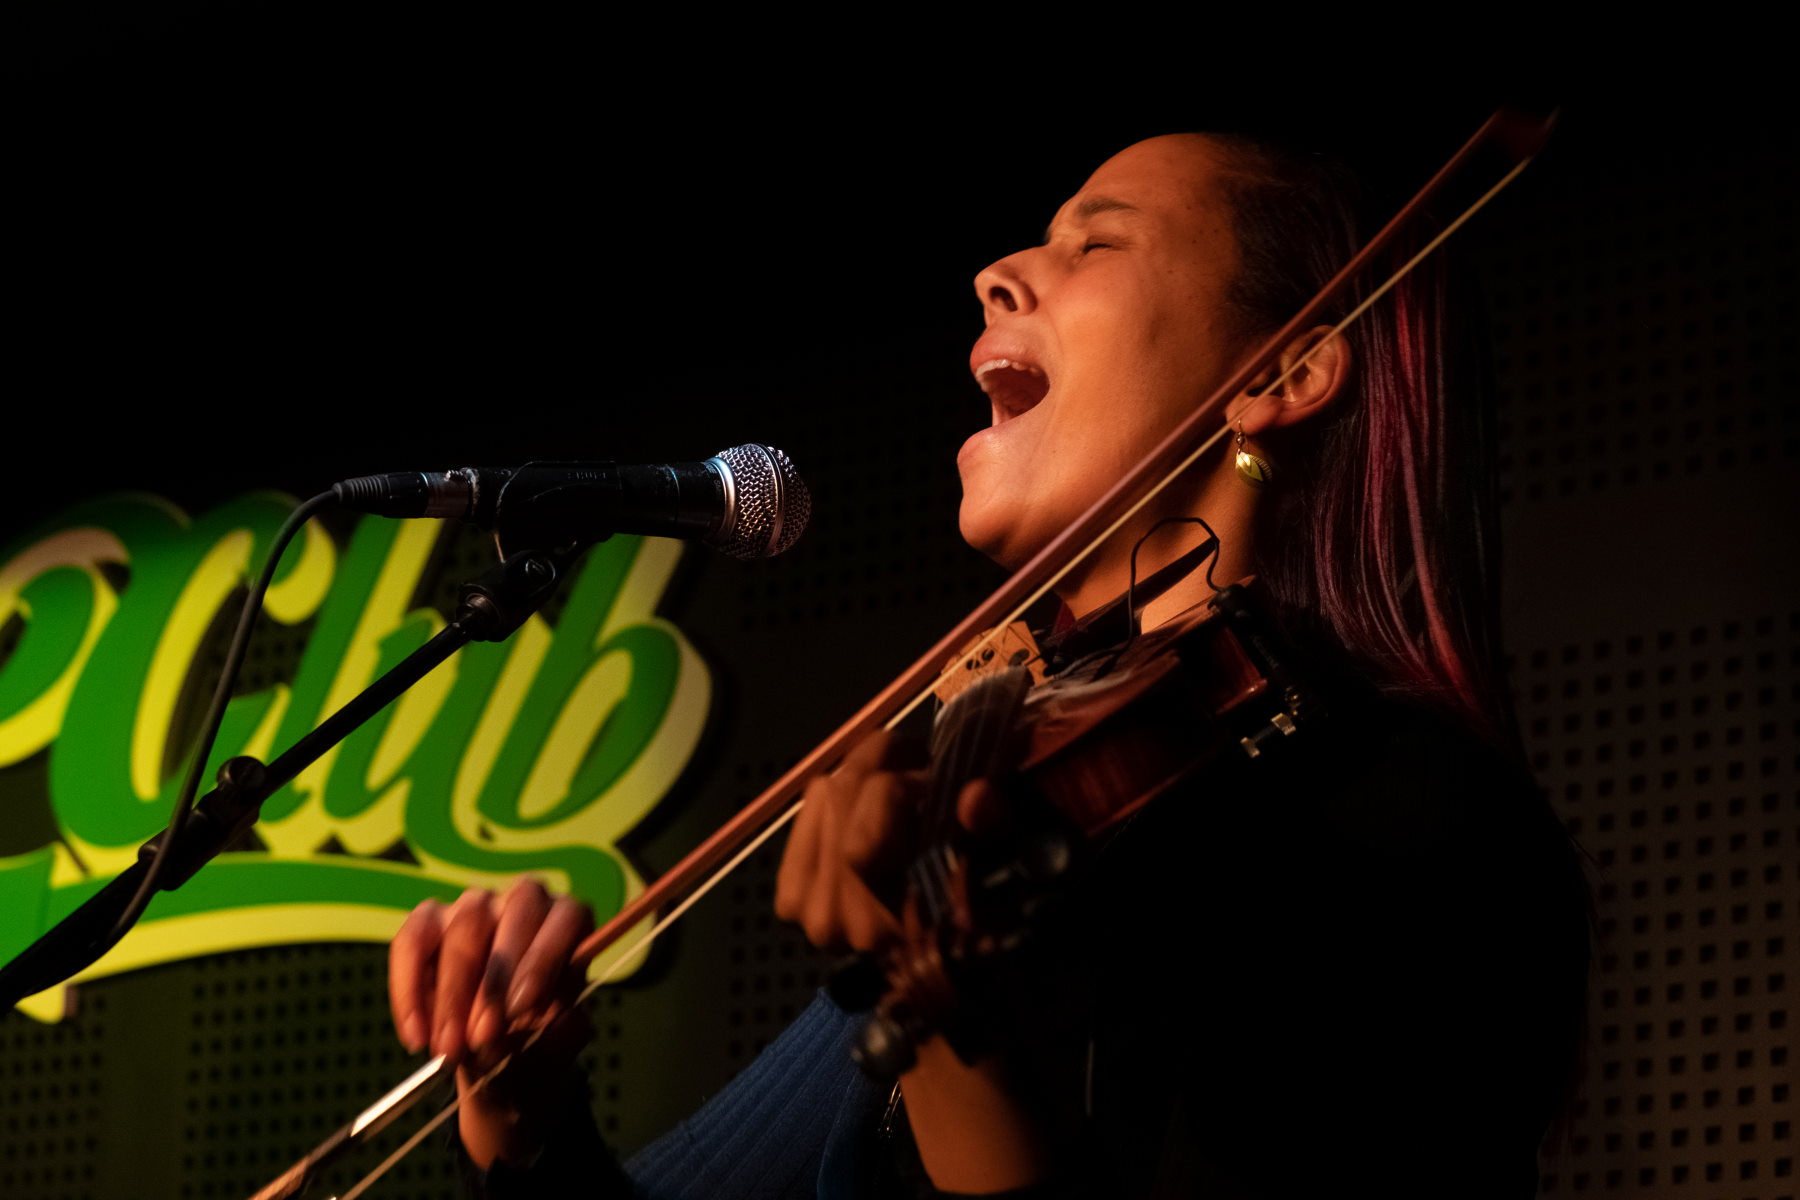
[{"x1": 1205, "y1": 133, "x2": 1509, "y2": 740}]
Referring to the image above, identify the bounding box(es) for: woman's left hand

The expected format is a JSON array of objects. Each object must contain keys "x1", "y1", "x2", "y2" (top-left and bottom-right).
[
  {"x1": 773, "y1": 728, "x2": 920, "y2": 954},
  {"x1": 773, "y1": 728, "x2": 1046, "y2": 1193}
]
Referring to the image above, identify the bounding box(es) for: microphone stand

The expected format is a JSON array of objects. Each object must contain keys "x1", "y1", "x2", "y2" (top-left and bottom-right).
[{"x1": 0, "y1": 545, "x2": 576, "y2": 1012}]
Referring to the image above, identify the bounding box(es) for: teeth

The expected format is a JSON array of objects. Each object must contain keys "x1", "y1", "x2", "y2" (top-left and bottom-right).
[
  {"x1": 973, "y1": 358, "x2": 1050, "y2": 420},
  {"x1": 974, "y1": 358, "x2": 1045, "y2": 391}
]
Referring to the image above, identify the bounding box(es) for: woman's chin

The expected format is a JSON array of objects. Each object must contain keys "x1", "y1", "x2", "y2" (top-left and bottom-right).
[{"x1": 957, "y1": 498, "x2": 1017, "y2": 569}]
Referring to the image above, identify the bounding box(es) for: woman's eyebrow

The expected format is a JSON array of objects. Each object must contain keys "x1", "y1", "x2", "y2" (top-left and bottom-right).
[{"x1": 1042, "y1": 196, "x2": 1141, "y2": 242}]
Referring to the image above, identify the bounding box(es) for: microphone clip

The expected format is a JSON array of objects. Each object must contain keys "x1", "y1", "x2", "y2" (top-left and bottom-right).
[{"x1": 454, "y1": 546, "x2": 581, "y2": 643}]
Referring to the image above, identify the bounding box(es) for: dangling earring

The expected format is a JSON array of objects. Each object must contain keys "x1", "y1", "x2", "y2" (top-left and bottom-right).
[{"x1": 1234, "y1": 422, "x2": 1273, "y2": 490}]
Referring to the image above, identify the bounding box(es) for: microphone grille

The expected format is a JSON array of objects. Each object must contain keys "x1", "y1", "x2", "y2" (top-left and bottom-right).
[{"x1": 710, "y1": 444, "x2": 811, "y2": 560}]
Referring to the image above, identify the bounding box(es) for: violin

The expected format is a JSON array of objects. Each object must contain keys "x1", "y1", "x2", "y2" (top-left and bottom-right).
[
  {"x1": 254, "y1": 106, "x2": 1554, "y2": 1198},
  {"x1": 836, "y1": 574, "x2": 1326, "y2": 1077}
]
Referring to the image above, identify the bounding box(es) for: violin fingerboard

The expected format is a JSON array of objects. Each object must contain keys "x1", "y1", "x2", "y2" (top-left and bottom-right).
[{"x1": 925, "y1": 666, "x2": 1033, "y2": 840}]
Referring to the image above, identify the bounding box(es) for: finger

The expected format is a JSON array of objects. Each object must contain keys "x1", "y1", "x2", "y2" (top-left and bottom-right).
[
  {"x1": 776, "y1": 729, "x2": 897, "y2": 923},
  {"x1": 842, "y1": 727, "x2": 894, "y2": 775},
  {"x1": 390, "y1": 898, "x2": 446, "y2": 1053},
  {"x1": 433, "y1": 889, "x2": 497, "y2": 1061},
  {"x1": 467, "y1": 998, "x2": 596, "y2": 1128},
  {"x1": 472, "y1": 880, "x2": 552, "y2": 1049},
  {"x1": 508, "y1": 894, "x2": 595, "y2": 1019},
  {"x1": 957, "y1": 778, "x2": 1006, "y2": 836},
  {"x1": 798, "y1": 771, "x2": 852, "y2": 951},
  {"x1": 844, "y1": 769, "x2": 909, "y2": 877},
  {"x1": 529, "y1": 995, "x2": 595, "y2": 1064},
  {"x1": 842, "y1": 771, "x2": 914, "y2": 951},
  {"x1": 840, "y1": 874, "x2": 903, "y2": 953},
  {"x1": 489, "y1": 879, "x2": 553, "y2": 997},
  {"x1": 775, "y1": 774, "x2": 831, "y2": 923}
]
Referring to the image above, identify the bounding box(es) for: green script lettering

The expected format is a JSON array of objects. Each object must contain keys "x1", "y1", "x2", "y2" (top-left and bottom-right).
[{"x1": 0, "y1": 494, "x2": 709, "y2": 1019}]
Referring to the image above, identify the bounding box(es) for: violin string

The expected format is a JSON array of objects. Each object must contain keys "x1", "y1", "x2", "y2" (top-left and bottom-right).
[{"x1": 328, "y1": 117, "x2": 1543, "y2": 1200}]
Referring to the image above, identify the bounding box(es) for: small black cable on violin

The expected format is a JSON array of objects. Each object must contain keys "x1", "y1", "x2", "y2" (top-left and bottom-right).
[{"x1": 1124, "y1": 516, "x2": 1226, "y2": 641}]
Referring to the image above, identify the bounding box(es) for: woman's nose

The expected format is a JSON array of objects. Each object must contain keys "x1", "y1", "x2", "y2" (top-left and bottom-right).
[{"x1": 973, "y1": 253, "x2": 1036, "y2": 320}]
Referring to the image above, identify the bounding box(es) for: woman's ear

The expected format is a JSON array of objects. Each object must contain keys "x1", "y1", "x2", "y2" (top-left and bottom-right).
[{"x1": 1228, "y1": 325, "x2": 1351, "y2": 437}]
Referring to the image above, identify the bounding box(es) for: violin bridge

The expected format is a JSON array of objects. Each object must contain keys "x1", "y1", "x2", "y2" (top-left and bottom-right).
[{"x1": 932, "y1": 622, "x2": 1047, "y2": 705}]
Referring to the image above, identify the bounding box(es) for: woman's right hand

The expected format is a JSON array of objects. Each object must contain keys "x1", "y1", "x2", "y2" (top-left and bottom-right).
[{"x1": 388, "y1": 878, "x2": 595, "y2": 1168}]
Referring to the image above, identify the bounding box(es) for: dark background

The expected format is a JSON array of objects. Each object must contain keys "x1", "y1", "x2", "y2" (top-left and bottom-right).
[
  {"x1": 3, "y1": 7, "x2": 1797, "y2": 1198},
  {"x1": 4, "y1": 3, "x2": 1563, "y2": 517}
]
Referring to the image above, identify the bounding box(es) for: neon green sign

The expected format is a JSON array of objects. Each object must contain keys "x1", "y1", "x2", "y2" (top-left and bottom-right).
[{"x1": 0, "y1": 494, "x2": 709, "y2": 1020}]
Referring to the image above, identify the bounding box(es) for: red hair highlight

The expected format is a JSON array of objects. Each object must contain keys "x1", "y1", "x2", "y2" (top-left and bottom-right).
[{"x1": 1210, "y1": 135, "x2": 1509, "y2": 741}]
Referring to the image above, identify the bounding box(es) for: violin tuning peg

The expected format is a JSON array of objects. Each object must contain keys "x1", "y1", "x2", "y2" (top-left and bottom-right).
[{"x1": 1021, "y1": 831, "x2": 1074, "y2": 882}]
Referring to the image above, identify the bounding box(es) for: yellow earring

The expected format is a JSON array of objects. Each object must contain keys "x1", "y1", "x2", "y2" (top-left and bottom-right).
[{"x1": 1234, "y1": 424, "x2": 1273, "y2": 490}]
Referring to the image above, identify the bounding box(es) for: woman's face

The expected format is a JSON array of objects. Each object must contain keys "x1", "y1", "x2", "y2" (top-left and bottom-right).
[{"x1": 957, "y1": 134, "x2": 1252, "y2": 571}]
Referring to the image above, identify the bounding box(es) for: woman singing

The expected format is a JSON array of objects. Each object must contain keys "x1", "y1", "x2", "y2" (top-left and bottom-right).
[{"x1": 389, "y1": 130, "x2": 1589, "y2": 1198}]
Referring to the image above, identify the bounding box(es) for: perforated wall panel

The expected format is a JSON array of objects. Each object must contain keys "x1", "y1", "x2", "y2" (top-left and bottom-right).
[{"x1": 1485, "y1": 120, "x2": 1799, "y2": 1197}]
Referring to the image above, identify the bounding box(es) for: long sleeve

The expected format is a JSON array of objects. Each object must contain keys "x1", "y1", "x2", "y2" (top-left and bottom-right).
[
  {"x1": 626, "y1": 992, "x2": 888, "y2": 1199},
  {"x1": 461, "y1": 992, "x2": 891, "y2": 1200}
]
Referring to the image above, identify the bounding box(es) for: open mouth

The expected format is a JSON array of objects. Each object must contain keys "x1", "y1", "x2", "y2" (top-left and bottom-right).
[{"x1": 974, "y1": 358, "x2": 1050, "y2": 423}]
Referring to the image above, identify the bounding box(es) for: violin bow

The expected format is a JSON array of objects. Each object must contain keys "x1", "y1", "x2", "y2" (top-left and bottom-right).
[
  {"x1": 570, "y1": 106, "x2": 1555, "y2": 982},
  {"x1": 258, "y1": 105, "x2": 1554, "y2": 1200}
]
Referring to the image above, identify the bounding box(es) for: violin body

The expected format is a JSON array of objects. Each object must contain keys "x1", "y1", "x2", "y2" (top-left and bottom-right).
[
  {"x1": 844, "y1": 579, "x2": 1326, "y2": 1075},
  {"x1": 1019, "y1": 580, "x2": 1319, "y2": 839}
]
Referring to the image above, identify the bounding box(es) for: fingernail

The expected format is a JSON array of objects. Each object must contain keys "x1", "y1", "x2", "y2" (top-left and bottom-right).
[
  {"x1": 505, "y1": 975, "x2": 534, "y2": 1017},
  {"x1": 472, "y1": 1005, "x2": 500, "y2": 1048},
  {"x1": 404, "y1": 1015, "x2": 427, "y2": 1053}
]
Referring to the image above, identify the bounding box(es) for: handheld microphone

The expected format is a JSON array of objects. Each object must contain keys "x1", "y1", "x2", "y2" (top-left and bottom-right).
[{"x1": 332, "y1": 444, "x2": 809, "y2": 560}]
